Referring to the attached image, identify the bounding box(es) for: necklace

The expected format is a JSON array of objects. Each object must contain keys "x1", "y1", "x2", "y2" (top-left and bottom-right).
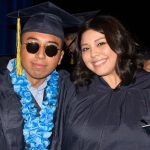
[{"x1": 10, "y1": 59, "x2": 59, "y2": 149}]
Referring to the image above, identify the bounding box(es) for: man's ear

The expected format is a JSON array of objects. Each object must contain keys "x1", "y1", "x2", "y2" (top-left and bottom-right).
[{"x1": 58, "y1": 50, "x2": 64, "y2": 65}]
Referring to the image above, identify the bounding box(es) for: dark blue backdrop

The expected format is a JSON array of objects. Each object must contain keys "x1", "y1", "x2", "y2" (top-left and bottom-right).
[
  {"x1": 0, "y1": 0, "x2": 150, "y2": 56},
  {"x1": 0, "y1": 0, "x2": 31, "y2": 56}
]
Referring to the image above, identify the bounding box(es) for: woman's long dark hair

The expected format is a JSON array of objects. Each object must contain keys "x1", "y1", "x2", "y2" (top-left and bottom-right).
[{"x1": 71, "y1": 15, "x2": 143, "y2": 86}]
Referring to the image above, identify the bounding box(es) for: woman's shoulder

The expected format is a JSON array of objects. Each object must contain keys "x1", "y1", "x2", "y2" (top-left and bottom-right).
[
  {"x1": 136, "y1": 69, "x2": 150, "y2": 78},
  {"x1": 131, "y1": 70, "x2": 150, "y2": 89}
]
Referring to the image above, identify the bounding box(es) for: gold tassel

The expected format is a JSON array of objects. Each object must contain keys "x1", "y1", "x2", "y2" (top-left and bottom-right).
[{"x1": 16, "y1": 17, "x2": 22, "y2": 75}]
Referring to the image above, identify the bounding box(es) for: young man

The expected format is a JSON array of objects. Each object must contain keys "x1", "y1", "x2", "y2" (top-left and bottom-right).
[{"x1": 0, "y1": 2, "x2": 82, "y2": 149}]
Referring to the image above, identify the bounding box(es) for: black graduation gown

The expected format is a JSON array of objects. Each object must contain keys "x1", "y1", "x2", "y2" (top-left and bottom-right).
[
  {"x1": 0, "y1": 69, "x2": 72, "y2": 150},
  {"x1": 52, "y1": 70, "x2": 150, "y2": 150}
]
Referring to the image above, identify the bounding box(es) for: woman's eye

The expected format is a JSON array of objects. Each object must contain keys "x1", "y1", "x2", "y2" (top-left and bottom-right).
[
  {"x1": 81, "y1": 47, "x2": 89, "y2": 52},
  {"x1": 98, "y1": 42, "x2": 106, "y2": 46}
]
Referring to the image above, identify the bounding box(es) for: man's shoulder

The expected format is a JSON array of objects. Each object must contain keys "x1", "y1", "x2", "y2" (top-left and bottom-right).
[
  {"x1": 58, "y1": 69, "x2": 71, "y2": 83},
  {"x1": 58, "y1": 69, "x2": 74, "y2": 89},
  {"x1": 58, "y1": 69, "x2": 70, "y2": 78},
  {"x1": 0, "y1": 69, "x2": 9, "y2": 80},
  {"x1": 0, "y1": 69, "x2": 12, "y2": 90}
]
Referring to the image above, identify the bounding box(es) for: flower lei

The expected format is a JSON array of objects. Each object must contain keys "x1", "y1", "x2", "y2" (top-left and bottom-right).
[{"x1": 9, "y1": 59, "x2": 59, "y2": 150}]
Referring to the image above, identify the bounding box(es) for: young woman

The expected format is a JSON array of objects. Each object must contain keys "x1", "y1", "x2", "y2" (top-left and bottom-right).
[{"x1": 53, "y1": 15, "x2": 150, "y2": 150}]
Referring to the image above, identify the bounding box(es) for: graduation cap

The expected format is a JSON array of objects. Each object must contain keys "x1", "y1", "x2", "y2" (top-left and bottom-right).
[
  {"x1": 64, "y1": 9, "x2": 101, "y2": 34},
  {"x1": 7, "y1": 1, "x2": 83, "y2": 75},
  {"x1": 74, "y1": 10, "x2": 100, "y2": 22}
]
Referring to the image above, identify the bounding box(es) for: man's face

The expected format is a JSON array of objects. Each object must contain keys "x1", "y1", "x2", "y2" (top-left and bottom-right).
[{"x1": 21, "y1": 32, "x2": 64, "y2": 86}]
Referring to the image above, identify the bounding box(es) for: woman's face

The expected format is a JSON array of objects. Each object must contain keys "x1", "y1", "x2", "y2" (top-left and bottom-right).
[{"x1": 80, "y1": 29, "x2": 118, "y2": 78}]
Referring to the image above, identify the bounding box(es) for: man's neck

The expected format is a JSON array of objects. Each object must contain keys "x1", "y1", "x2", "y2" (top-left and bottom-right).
[{"x1": 28, "y1": 77, "x2": 46, "y2": 89}]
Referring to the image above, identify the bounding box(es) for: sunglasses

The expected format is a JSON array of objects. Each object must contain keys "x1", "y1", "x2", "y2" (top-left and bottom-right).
[{"x1": 24, "y1": 42, "x2": 60, "y2": 57}]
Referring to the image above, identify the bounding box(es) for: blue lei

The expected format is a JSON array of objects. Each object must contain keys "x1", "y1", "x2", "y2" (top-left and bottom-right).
[{"x1": 9, "y1": 59, "x2": 59, "y2": 150}]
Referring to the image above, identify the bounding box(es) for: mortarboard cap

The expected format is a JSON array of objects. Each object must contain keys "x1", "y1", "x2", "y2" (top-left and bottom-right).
[
  {"x1": 64, "y1": 9, "x2": 101, "y2": 34},
  {"x1": 7, "y1": 1, "x2": 83, "y2": 39},
  {"x1": 74, "y1": 10, "x2": 101, "y2": 22},
  {"x1": 7, "y1": 1, "x2": 83, "y2": 75}
]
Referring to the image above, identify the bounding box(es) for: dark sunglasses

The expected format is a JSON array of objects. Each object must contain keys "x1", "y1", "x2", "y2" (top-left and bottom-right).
[{"x1": 25, "y1": 42, "x2": 60, "y2": 57}]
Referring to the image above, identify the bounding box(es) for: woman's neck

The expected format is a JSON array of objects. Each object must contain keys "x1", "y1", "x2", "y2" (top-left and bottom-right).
[{"x1": 102, "y1": 73, "x2": 121, "y2": 89}]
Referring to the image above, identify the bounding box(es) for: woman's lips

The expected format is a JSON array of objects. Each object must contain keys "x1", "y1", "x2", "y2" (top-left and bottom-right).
[{"x1": 92, "y1": 58, "x2": 107, "y2": 66}]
